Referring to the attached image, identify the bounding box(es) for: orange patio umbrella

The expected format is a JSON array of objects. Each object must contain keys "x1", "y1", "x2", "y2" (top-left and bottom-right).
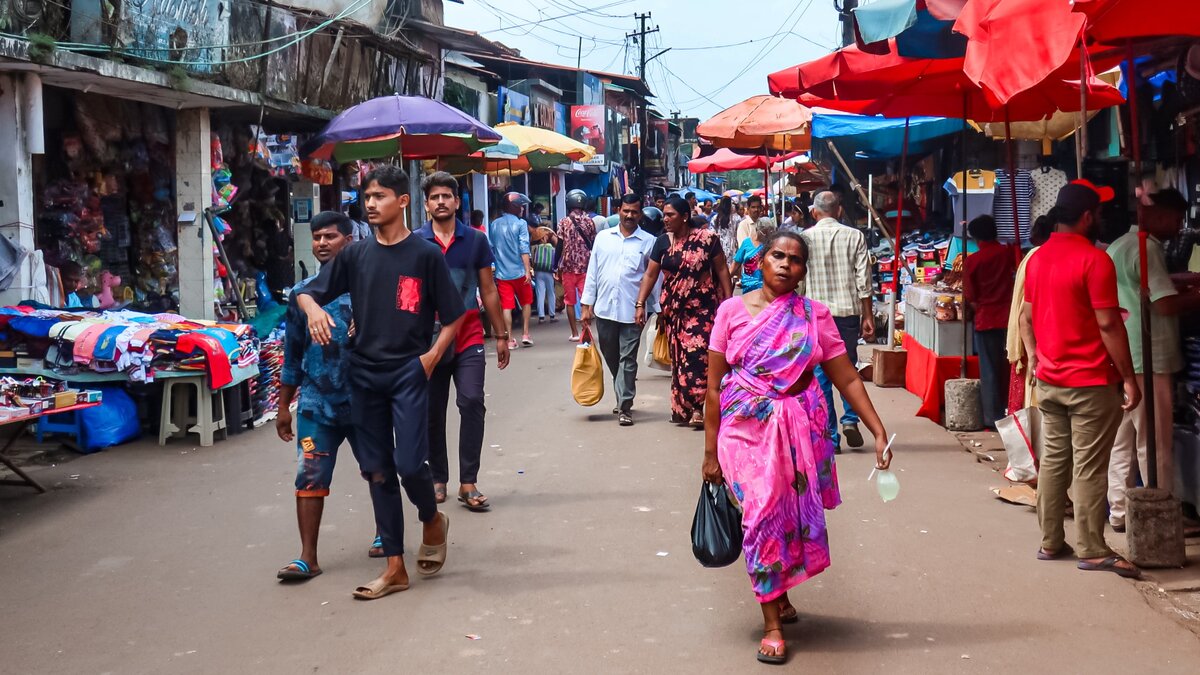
[{"x1": 696, "y1": 95, "x2": 813, "y2": 152}]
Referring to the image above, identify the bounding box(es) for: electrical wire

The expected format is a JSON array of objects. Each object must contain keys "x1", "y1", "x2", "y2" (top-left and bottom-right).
[{"x1": 475, "y1": 0, "x2": 634, "y2": 37}]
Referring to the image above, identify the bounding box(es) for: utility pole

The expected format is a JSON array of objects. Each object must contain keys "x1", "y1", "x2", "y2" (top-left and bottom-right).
[
  {"x1": 838, "y1": 0, "x2": 859, "y2": 48},
  {"x1": 627, "y1": 12, "x2": 659, "y2": 197}
]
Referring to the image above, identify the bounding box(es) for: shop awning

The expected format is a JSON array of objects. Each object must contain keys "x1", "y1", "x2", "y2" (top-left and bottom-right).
[{"x1": 812, "y1": 114, "x2": 962, "y2": 157}]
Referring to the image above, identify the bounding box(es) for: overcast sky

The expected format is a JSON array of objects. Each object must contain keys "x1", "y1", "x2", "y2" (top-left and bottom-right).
[{"x1": 443, "y1": 0, "x2": 843, "y2": 121}]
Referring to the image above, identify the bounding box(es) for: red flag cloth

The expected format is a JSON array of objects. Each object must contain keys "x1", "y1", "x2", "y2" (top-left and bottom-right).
[
  {"x1": 954, "y1": 0, "x2": 1086, "y2": 106},
  {"x1": 1075, "y1": 0, "x2": 1200, "y2": 45},
  {"x1": 688, "y1": 149, "x2": 799, "y2": 174}
]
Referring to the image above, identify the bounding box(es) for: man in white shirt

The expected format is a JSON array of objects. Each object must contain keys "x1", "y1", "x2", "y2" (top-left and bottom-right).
[
  {"x1": 737, "y1": 195, "x2": 765, "y2": 247},
  {"x1": 581, "y1": 194, "x2": 657, "y2": 427},
  {"x1": 802, "y1": 190, "x2": 875, "y2": 452}
]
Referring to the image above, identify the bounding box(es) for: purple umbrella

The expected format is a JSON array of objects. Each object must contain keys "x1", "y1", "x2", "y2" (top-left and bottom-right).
[{"x1": 301, "y1": 95, "x2": 502, "y2": 162}]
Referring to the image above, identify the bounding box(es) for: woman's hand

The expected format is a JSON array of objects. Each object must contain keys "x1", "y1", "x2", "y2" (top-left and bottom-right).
[
  {"x1": 702, "y1": 453, "x2": 723, "y2": 484},
  {"x1": 874, "y1": 434, "x2": 892, "y2": 470}
]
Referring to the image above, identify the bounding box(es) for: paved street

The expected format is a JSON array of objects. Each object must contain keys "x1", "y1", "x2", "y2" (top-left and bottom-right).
[{"x1": 3, "y1": 322, "x2": 1200, "y2": 674}]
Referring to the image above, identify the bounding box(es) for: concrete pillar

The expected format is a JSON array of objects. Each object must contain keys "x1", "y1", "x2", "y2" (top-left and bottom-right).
[
  {"x1": 175, "y1": 108, "x2": 215, "y2": 320},
  {"x1": 471, "y1": 173, "x2": 489, "y2": 228},
  {"x1": 0, "y1": 74, "x2": 36, "y2": 307}
]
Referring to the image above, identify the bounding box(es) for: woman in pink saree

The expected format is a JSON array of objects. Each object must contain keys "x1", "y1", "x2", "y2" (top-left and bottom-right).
[{"x1": 704, "y1": 232, "x2": 892, "y2": 665}]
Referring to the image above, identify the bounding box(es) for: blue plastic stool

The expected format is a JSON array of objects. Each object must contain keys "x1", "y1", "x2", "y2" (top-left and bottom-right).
[{"x1": 34, "y1": 408, "x2": 89, "y2": 452}]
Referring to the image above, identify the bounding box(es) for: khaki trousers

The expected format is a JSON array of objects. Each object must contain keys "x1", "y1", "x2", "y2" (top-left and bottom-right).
[
  {"x1": 1035, "y1": 380, "x2": 1123, "y2": 559},
  {"x1": 1107, "y1": 373, "x2": 1175, "y2": 527}
]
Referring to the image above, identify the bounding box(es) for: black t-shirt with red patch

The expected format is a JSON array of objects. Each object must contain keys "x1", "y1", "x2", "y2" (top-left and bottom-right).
[{"x1": 299, "y1": 234, "x2": 465, "y2": 368}]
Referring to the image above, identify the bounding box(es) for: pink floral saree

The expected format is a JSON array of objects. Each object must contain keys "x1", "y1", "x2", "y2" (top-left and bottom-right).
[{"x1": 715, "y1": 292, "x2": 842, "y2": 602}]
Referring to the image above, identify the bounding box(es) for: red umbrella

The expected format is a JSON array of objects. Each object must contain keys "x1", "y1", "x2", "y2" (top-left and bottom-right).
[
  {"x1": 1075, "y1": 0, "x2": 1200, "y2": 45},
  {"x1": 689, "y1": 148, "x2": 799, "y2": 173},
  {"x1": 954, "y1": 0, "x2": 1088, "y2": 107}
]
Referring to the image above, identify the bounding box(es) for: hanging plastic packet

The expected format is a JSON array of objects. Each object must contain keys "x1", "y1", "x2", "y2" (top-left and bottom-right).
[{"x1": 867, "y1": 434, "x2": 899, "y2": 503}]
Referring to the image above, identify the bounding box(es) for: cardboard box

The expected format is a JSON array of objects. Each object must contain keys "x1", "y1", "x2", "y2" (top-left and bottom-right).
[
  {"x1": 54, "y1": 391, "x2": 78, "y2": 409},
  {"x1": 872, "y1": 347, "x2": 908, "y2": 388},
  {"x1": 77, "y1": 390, "x2": 103, "y2": 404}
]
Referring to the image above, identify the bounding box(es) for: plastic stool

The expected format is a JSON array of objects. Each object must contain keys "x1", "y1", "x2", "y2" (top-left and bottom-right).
[
  {"x1": 35, "y1": 408, "x2": 88, "y2": 451},
  {"x1": 158, "y1": 375, "x2": 228, "y2": 447}
]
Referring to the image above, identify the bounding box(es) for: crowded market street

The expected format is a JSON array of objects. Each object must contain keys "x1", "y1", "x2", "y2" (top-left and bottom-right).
[{"x1": 2, "y1": 330, "x2": 1199, "y2": 674}]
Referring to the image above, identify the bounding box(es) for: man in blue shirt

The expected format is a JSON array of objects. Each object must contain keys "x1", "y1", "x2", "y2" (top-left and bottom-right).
[
  {"x1": 488, "y1": 192, "x2": 534, "y2": 349},
  {"x1": 276, "y1": 211, "x2": 359, "y2": 581},
  {"x1": 581, "y1": 194, "x2": 656, "y2": 426}
]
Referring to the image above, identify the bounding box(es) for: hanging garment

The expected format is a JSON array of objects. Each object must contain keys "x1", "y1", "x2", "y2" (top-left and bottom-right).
[
  {"x1": 175, "y1": 331, "x2": 234, "y2": 389},
  {"x1": 944, "y1": 170, "x2": 996, "y2": 236},
  {"x1": 1028, "y1": 167, "x2": 1067, "y2": 221},
  {"x1": 994, "y1": 168, "x2": 1035, "y2": 244}
]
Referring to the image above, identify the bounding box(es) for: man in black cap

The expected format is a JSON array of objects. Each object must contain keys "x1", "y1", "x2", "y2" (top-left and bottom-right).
[
  {"x1": 1019, "y1": 180, "x2": 1142, "y2": 579},
  {"x1": 489, "y1": 192, "x2": 534, "y2": 349}
]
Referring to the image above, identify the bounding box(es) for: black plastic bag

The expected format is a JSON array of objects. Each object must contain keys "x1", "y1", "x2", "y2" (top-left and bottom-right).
[{"x1": 690, "y1": 482, "x2": 743, "y2": 568}]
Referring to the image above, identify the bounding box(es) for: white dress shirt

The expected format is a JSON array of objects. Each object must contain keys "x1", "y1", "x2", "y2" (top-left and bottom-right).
[{"x1": 581, "y1": 226, "x2": 656, "y2": 323}]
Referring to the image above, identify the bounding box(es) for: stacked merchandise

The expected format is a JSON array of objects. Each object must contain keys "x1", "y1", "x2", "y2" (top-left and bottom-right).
[
  {"x1": 0, "y1": 376, "x2": 103, "y2": 420},
  {"x1": 253, "y1": 327, "x2": 286, "y2": 423},
  {"x1": 0, "y1": 307, "x2": 258, "y2": 390},
  {"x1": 35, "y1": 93, "x2": 179, "y2": 311}
]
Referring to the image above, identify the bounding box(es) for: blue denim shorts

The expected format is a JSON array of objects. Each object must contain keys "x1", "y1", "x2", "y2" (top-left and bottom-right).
[{"x1": 295, "y1": 413, "x2": 355, "y2": 497}]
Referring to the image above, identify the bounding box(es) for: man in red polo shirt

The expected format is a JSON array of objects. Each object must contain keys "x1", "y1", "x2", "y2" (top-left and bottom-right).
[
  {"x1": 417, "y1": 172, "x2": 510, "y2": 511},
  {"x1": 962, "y1": 214, "x2": 1015, "y2": 429},
  {"x1": 1020, "y1": 181, "x2": 1141, "y2": 579}
]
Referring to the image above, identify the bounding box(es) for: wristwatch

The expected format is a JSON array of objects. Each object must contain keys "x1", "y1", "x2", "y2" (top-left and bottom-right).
[{"x1": 634, "y1": 301, "x2": 646, "y2": 308}]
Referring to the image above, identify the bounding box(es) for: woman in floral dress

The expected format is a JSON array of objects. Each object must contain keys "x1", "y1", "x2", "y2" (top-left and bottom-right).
[
  {"x1": 703, "y1": 231, "x2": 892, "y2": 664},
  {"x1": 635, "y1": 197, "x2": 734, "y2": 427}
]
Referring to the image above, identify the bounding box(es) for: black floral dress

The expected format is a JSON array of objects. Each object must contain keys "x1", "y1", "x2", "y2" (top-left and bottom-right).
[{"x1": 651, "y1": 228, "x2": 724, "y2": 419}]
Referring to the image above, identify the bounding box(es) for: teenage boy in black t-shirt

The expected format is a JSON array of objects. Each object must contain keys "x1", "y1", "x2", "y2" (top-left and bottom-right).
[{"x1": 298, "y1": 165, "x2": 465, "y2": 600}]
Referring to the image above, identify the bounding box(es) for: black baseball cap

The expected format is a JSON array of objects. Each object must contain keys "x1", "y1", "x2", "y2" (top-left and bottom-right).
[
  {"x1": 1150, "y1": 188, "x2": 1188, "y2": 213},
  {"x1": 1054, "y1": 183, "x2": 1107, "y2": 215}
]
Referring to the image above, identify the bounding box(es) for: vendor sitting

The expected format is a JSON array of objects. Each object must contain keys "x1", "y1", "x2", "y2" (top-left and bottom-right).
[{"x1": 59, "y1": 261, "x2": 87, "y2": 309}]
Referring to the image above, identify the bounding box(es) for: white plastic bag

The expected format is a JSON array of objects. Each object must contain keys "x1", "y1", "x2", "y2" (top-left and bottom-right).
[{"x1": 997, "y1": 406, "x2": 1041, "y2": 483}]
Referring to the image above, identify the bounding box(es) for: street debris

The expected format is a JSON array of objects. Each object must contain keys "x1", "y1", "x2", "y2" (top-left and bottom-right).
[{"x1": 465, "y1": 634, "x2": 482, "y2": 640}]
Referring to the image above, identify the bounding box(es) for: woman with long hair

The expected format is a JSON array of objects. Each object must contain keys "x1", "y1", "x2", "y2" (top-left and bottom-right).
[
  {"x1": 703, "y1": 231, "x2": 892, "y2": 664},
  {"x1": 636, "y1": 197, "x2": 734, "y2": 427},
  {"x1": 713, "y1": 195, "x2": 738, "y2": 260}
]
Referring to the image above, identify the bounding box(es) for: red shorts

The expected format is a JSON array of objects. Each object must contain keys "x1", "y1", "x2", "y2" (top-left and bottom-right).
[
  {"x1": 561, "y1": 271, "x2": 587, "y2": 305},
  {"x1": 497, "y1": 276, "x2": 534, "y2": 310}
]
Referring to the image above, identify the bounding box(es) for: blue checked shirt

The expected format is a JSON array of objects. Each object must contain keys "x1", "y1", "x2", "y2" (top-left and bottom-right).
[{"x1": 281, "y1": 275, "x2": 354, "y2": 425}]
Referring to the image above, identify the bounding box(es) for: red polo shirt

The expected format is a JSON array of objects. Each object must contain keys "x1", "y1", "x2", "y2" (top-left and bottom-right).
[
  {"x1": 1024, "y1": 232, "x2": 1120, "y2": 387},
  {"x1": 963, "y1": 240, "x2": 1016, "y2": 331}
]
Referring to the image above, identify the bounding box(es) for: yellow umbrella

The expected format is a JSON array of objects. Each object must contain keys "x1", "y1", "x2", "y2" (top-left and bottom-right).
[{"x1": 493, "y1": 122, "x2": 596, "y2": 163}]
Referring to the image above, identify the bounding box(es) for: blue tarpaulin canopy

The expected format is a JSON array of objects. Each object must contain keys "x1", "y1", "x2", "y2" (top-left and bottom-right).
[
  {"x1": 672, "y1": 186, "x2": 722, "y2": 202},
  {"x1": 812, "y1": 114, "x2": 962, "y2": 158}
]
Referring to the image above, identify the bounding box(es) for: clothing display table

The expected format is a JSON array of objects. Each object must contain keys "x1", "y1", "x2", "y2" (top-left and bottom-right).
[{"x1": 903, "y1": 332, "x2": 979, "y2": 425}]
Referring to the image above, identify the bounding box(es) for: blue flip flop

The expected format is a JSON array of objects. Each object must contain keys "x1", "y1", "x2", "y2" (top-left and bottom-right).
[
  {"x1": 277, "y1": 559, "x2": 321, "y2": 581},
  {"x1": 368, "y1": 535, "x2": 385, "y2": 558}
]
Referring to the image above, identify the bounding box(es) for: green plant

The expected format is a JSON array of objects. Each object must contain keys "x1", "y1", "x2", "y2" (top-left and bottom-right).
[
  {"x1": 167, "y1": 65, "x2": 191, "y2": 91},
  {"x1": 27, "y1": 33, "x2": 56, "y2": 64}
]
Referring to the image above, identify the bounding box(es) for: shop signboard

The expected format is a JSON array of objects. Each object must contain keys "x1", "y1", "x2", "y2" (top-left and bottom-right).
[
  {"x1": 499, "y1": 87, "x2": 530, "y2": 125},
  {"x1": 530, "y1": 92, "x2": 558, "y2": 131},
  {"x1": 120, "y1": 0, "x2": 231, "y2": 74},
  {"x1": 555, "y1": 103, "x2": 569, "y2": 137},
  {"x1": 578, "y1": 73, "x2": 604, "y2": 107},
  {"x1": 571, "y1": 105, "x2": 606, "y2": 167}
]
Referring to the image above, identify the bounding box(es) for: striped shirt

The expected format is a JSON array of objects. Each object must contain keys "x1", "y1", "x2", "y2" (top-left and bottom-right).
[
  {"x1": 800, "y1": 217, "x2": 871, "y2": 317},
  {"x1": 994, "y1": 168, "x2": 1034, "y2": 244}
]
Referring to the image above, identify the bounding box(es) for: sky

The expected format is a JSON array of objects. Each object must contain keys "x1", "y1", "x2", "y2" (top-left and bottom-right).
[{"x1": 443, "y1": 0, "x2": 844, "y2": 121}]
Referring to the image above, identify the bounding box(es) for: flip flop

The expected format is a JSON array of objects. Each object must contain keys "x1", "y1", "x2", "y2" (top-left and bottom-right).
[
  {"x1": 757, "y1": 638, "x2": 787, "y2": 665},
  {"x1": 1078, "y1": 555, "x2": 1142, "y2": 579},
  {"x1": 368, "y1": 535, "x2": 385, "y2": 558},
  {"x1": 434, "y1": 483, "x2": 448, "y2": 504},
  {"x1": 416, "y1": 512, "x2": 450, "y2": 576},
  {"x1": 277, "y1": 559, "x2": 321, "y2": 581},
  {"x1": 458, "y1": 489, "x2": 491, "y2": 512},
  {"x1": 1036, "y1": 543, "x2": 1075, "y2": 561},
  {"x1": 351, "y1": 576, "x2": 409, "y2": 600}
]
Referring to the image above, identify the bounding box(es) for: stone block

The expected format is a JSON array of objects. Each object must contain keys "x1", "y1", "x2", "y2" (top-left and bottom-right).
[
  {"x1": 944, "y1": 378, "x2": 982, "y2": 431},
  {"x1": 1127, "y1": 488, "x2": 1186, "y2": 568}
]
